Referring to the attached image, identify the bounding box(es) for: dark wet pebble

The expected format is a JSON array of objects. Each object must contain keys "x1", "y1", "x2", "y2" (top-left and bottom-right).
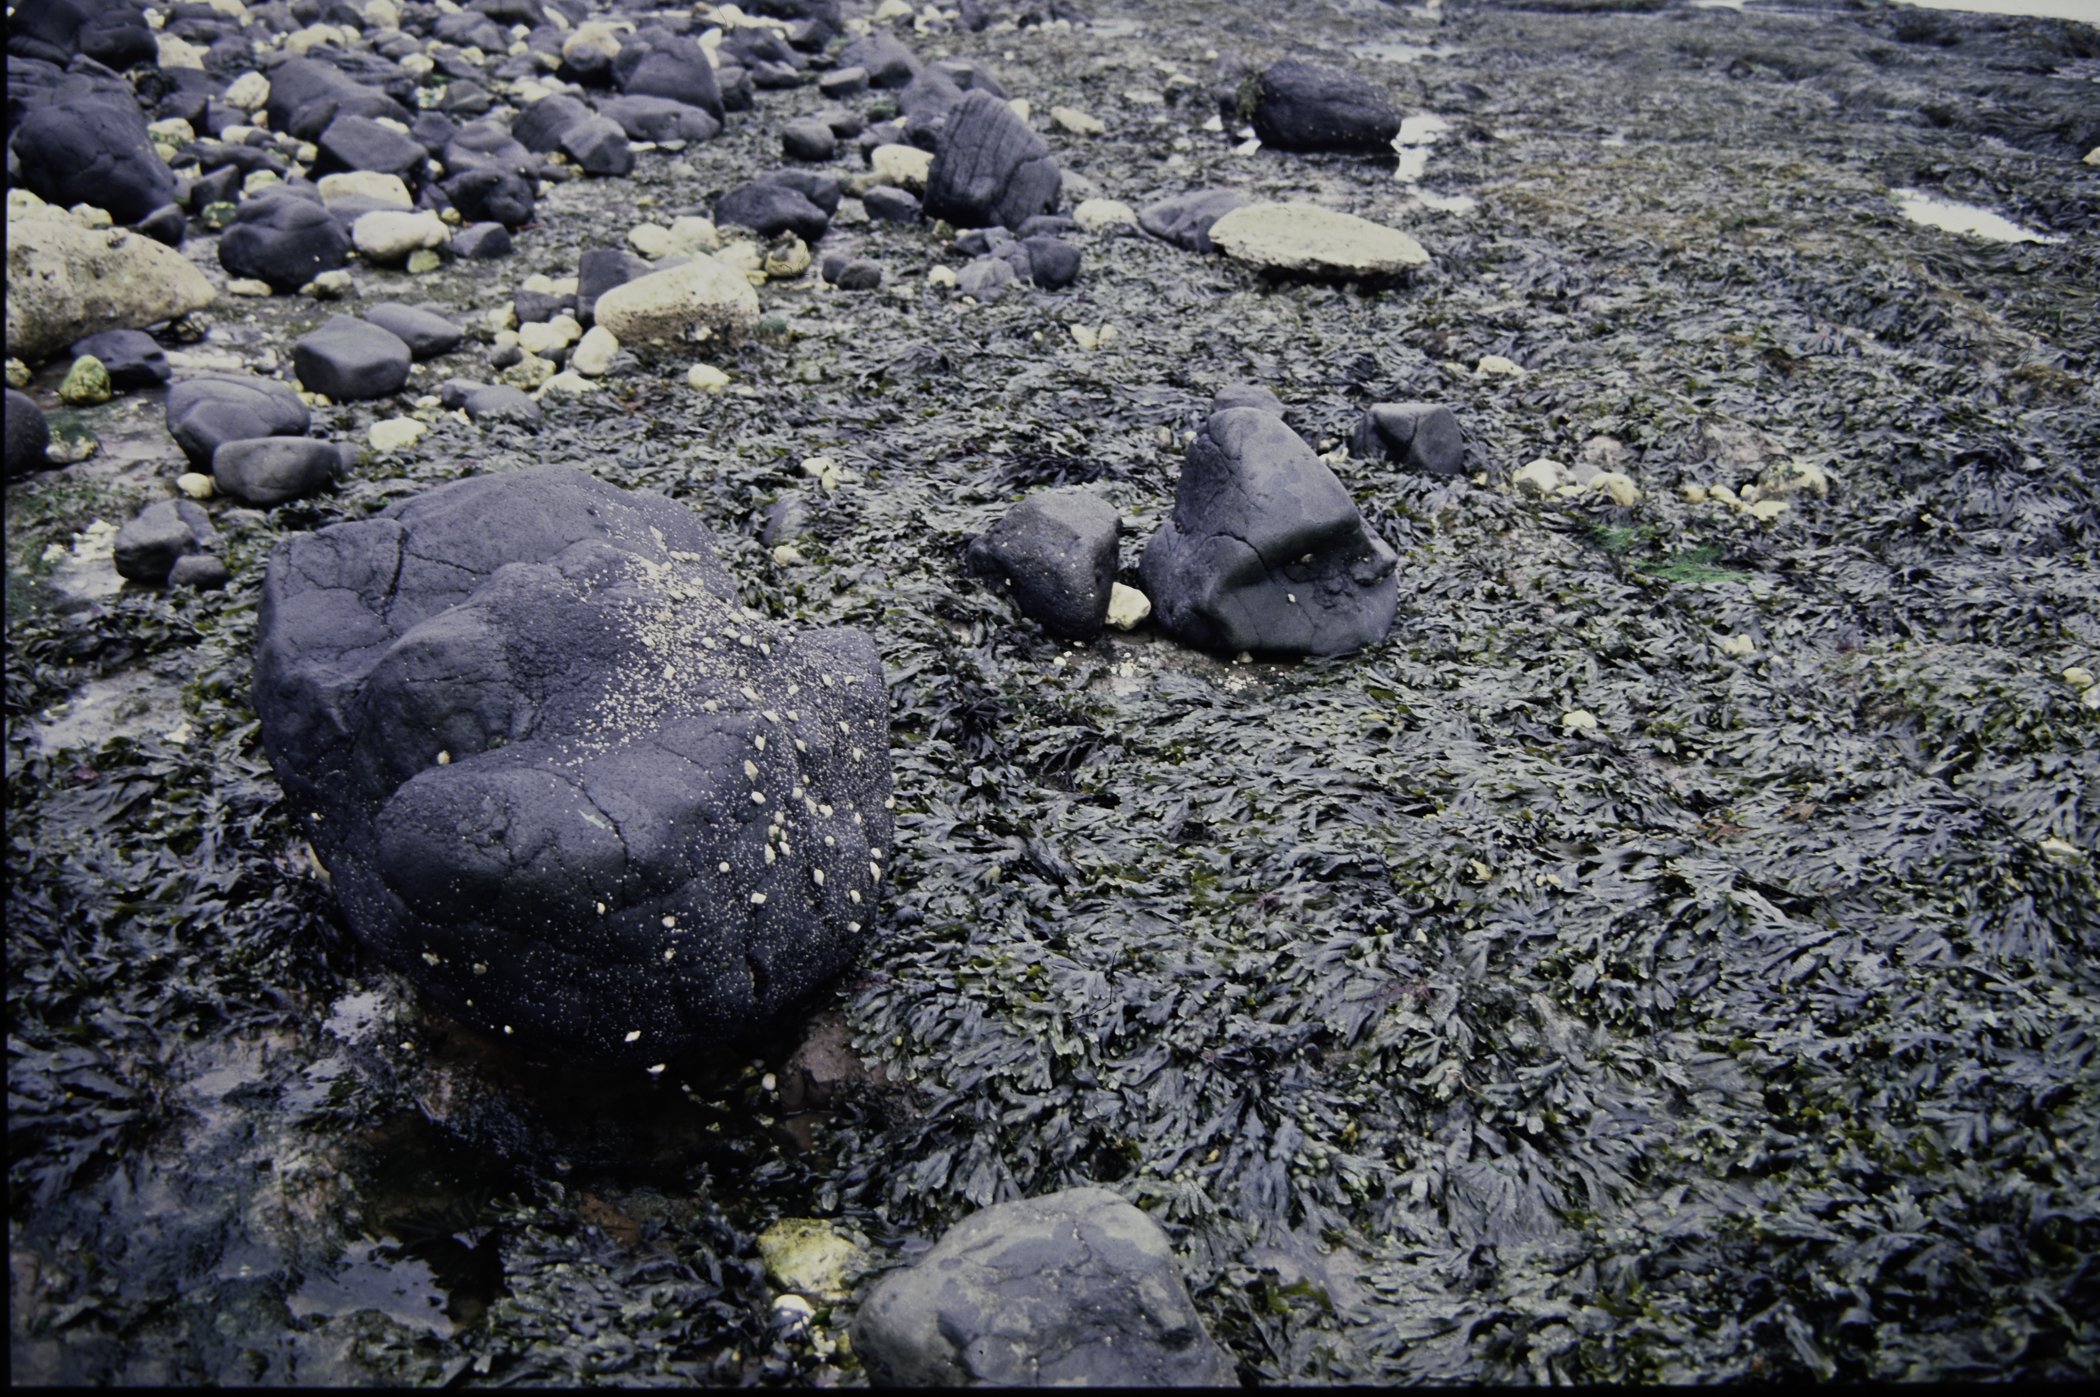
[
  {"x1": 715, "y1": 181, "x2": 830, "y2": 243},
  {"x1": 1022, "y1": 235, "x2": 1081, "y2": 289},
  {"x1": 317, "y1": 114, "x2": 426, "y2": 180},
  {"x1": 558, "y1": 117, "x2": 636, "y2": 177},
  {"x1": 577, "y1": 247, "x2": 653, "y2": 326},
  {"x1": 169, "y1": 553, "x2": 233, "y2": 590},
  {"x1": 452, "y1": 222, "x2": 513, "y2": 259},
  {"x1": 69, "y1": 330, "x2": 169, "y2": 389},
  {"x1": 782, "y1": 118, "x2": 838, "y2": 162},
  {"x1": 834, "y1": 259, "x2": 884, "y2": 291},
  {"x1": 219, "y1": 192, "x2": 352, "y2": 290},
  {"x1": 211, "y1": 437, "x2": 342, "y2": 506},
  {"x1": 818, "y1": 65, "x2": 870, "y2": 99},
  {"x1": 293, "y1": 316, "x2": 413, "y2": 401},
  {"x1": 1250, "y1": 59, "x2": 1403, "y2": 153},
  {"x1": 113, "y1": 498, "x2": 214, "y2": 584},
  {"x1": 864, "y1": 185, "x2": 922, "y2": 222}
]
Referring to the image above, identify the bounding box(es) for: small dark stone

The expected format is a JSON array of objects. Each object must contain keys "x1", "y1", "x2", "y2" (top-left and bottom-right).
[
  {"x1": 317, "y1": 114, "x2": 429, "y2": 180},
  {"x1": 212, "y1": 436, "x2": 342, "y2": 505},
  {"x1": 813, "y1": 108, "x2": 865, "y2": 140},
  {"x1": 715, "y1": 182, "x2": 830, "y2": 243},
  {"x1": 361, "y1": 303, "x2": 465, "y2": 360},
  {"x1": 511, "y1": 94, "x2": 593, "y2": 152},
  {"x1": 863, "y1": 185, "x2": 921, "y2": 222},
  {"x1": 1138, "y1": 190, "x2": 1249, "y2": 254},
  {"x1": 1351, "y1": 402, "x2": 1466, "y2": 476},
  {"x1": 782, "y1": 117, "x2": 838, "y2": 162},
  {"x1": 169, "y1": 554, "x2": 234, "y2": 590},
  {"x1": 489, "y1": 343, "x2": 526, "y2": 369},
  {"x1": 819, "y1": 252, "x2": 851, "y2": 284},
  {"x1": 68, "y1": 330, "x2": 170, "y2": 390},
  {"x1": 576, "y1": 247, "x2": 654, "y2": 326},
  {"x1": 460, "y1": 383, "x2": 544, "y2": 426},
  {"x1": 219, "y1": 192, "x2": 352, "y2": 290},
  {"x1": 6, "y1": 389, "x2": 51, "y2": 479},
  {"x1": 617, "y1": 36, "x2": 725, "y2": 121},
  {"x1": 293, "y1": 315, "x2": 414, "y2": 401},
  {"x1": 1015, "y1": 214, "x2": 1078, "y2": 238},
  {"x1": 451, "y1": 221, "x2": 513, "y2": 258},
  {"x1": 187, "y1": 164, "x2": 243, "y2": 211},
  {"x1": 835, "y1": 32, "x2": 919, "y2": 88},
  {"x1": 759, "y1": 168, "x2": 843, "y2": 215},
  {"x1": 1021, "y1": 235, "x2": 1081, "y2": 289},
  {"x1": 598, "y1": 95, "x2": 721, "y2": 145},
  {"x1": 165, "y1": 374, "x2": 312, "y2": 467},
  {"x1": 834, "y1": 259, "x2": 884, "y2": 291},
  {"x1": 955, "y1": 256, "x2": 1015, "y2": 298},
  {"x1": 131, "y1": 203, "x2": 190, "y2": 247},
  {"x1": 559, "y1": 116, "x2": 636, "y2": 177},
  {"x1": 965, "y1": 489, "x2": 1120, "y2": 640},
  {"x1": 513, "y1": 288, "x2": 563, "y2": 324},
  {"x1": 410, "y1": 111, "x2": 461, "y2": 158},
  {"x1": 442, "y1": 167, "x2": 537, "y2": 226},
  {"x1": 817, "y1": 66, "x2": 869, "y2": 99},
  {"x1": 113, "y1": 499, "x2": 214, "y2": 585}
]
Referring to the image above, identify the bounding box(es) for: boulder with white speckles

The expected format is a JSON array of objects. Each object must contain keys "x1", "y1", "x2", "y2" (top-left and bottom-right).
[{"x1": 253, "y1": 465, "x2": 893, "y2": 1069}]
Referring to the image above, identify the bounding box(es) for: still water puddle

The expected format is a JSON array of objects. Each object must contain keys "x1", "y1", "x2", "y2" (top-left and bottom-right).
[
  {"x1": 1890, "y1": 189, "x2": 2064, "y2": 245},
  {"x1": 35, "y1": 667, "x2": 190, "y2": 754},
  {"x1": 288, "y1": 1240, "x2": 457, "y2": 1338}
]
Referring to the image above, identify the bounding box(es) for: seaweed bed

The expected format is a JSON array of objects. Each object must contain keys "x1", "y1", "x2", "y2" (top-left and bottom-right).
[{"x1": 7, "y1": 0, "x2": 2099, "y2": 1385}]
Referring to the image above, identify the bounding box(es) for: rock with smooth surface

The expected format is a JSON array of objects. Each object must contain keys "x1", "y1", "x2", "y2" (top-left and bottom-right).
[
  {"x1": 852, "y1": 1187, "x2": 1237, "y2": 1388},
  {"x1": 11, "y1": 97, "x2": 178, "y2": 225},
  {"x1": 591, "y1": 259, "x2": 762, "y2": 345},
  {"x1": 113, "y1": 498, "x2": 215, "y2": 584},
  {"x1": 1206, "y1": 203, "x2": 1429, "y2": 278},
  {"x1": 1141, "y1": 388, "x2": 1398, "y2": 656},
  {"x1": 220, "y1": 193, "x2": 353, "y2": 291},
  {"x1": 1351, "y1": 402, "x2": 1465, "y2": 476},
  {"x1": 317, "y1": 114, "x2": 428, "y2": 180},
  {"x1": 560, "y1": 117, "x2": 636, "y2": 177},
  {"x1": 1250, "y1": 60, "x2": 1403, "y2": 153},
  {"x1": 965, "y1": 490, "x2": 1120, "y2": 641},
  {"x1": 361, "y1": 303, "x2": 464, "y2": 360},
  {"x1": 352, "y1": 209, "x2": 451, "y2": 264},
  {"x1": 6, "y1": 388, "x2": 51, "y2": 478},
  {"x1": 715, "y1": 182, "x2": 830, "y2": 243},
  {"x1": 293, "y1": 316, "x2": 413, "y2": 401},
  {"x1": 251, "y1": 465, "x2": 893, "y2": 1068},
  {"x1": 165, "y1": 374, "x2": 312, "y2": 467},
  {"x1": 7, "y1": 206, "x2": 218, "y2": 363},
  {"x1": 212, "y1": 436, "x2": 342, "y2": 505}
]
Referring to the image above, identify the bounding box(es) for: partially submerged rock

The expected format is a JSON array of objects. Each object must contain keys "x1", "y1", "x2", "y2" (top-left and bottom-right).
[
  {"x1": 1141, "y1": 387, "x2": 1398, "y2": 656},
  {"x1": 252, "y1": 466, "x2": 893, "y2": 1069},
  {"x1": 851, "y1": 1186, "x2": 1236, "y2": 1387}
]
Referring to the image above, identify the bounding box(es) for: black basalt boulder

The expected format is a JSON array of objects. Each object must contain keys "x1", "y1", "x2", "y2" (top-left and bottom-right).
[
  {"x1": 1351, "y1": 402, "x2": 1466, "y2": 477},
  {"x1": 11, "y1": 96, "x2": 178, "y2": 224},
  {"x1": 1249, "y1": 59, "x2": 1402, "y2": 154},
  {"x1": 965, "y1": 489, "x2": 1119, "y2": 642},
  {"x1": 165, "y1": 374, "x2": 312, "y2": 467},
  {"x1": 252, "y1": 465, "x2": 894, "y2": 1069},
  {"x1": 219, "y1": 192, "x2": 353, "y2": 290},
  {"x1": 1140, "y1": 387, "x2": 1398, "y2": 657},
  {"x1": 923, "y1": 89, "x2": 1060, "y2": 233}
]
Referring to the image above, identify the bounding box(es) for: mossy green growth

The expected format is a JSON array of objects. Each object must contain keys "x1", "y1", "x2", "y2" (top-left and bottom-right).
[
  {"x1": 1637, "y1": 545, "x2": 1750, "y2": 584},
  {"x1": 58, "y1": 356, "x2": 112, "y2": 407},
  {"x1": 756, "y1": 1218, "x2": 863, "y2": 1301}
]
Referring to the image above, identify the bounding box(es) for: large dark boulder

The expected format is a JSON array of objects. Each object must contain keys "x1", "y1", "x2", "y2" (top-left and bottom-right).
[
  {"x1": 923, "y1": 89, "x2": 1060, "y2": 233},
  {"x1": 1351, "y1": 402, "x2": 1466, "y2": 477},
  {"x1": 252, "y1": 465, "x2": 894, "y2": 1069},
  {"x1": 10, "y1": 96, "x2": 177, "y2": 224},
  {"x1": 165, "y1": 373, "x2": 312, "y2": 467},
  {"x1": 219, "y1": 191, "x2": 353, "y2": 290},
  {"x1": 1249, "y1": 59, "x2": 1402, "y2": 154},
  {"x1": 965, "y1": 490, "x2": 1119, "y2": 641},
  {"x1": 1140, "y1": 387, "x2": 1397, "y2": 657},
  {"x1": 851, "y1": 1187, "x2": 1237, "y2": 1387},
  {"x1": 6, "y1": 389, "x2": 52, "y2": 479}
]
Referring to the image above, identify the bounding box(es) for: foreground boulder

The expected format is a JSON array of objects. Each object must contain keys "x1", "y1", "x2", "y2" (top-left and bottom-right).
[
  {"x1": 11, "y1": 95, "x2": 177, "y2": 225},
  {"x1": 6, "y1": 202, "x2": 217, "y2": 364},
  {"x1": 1141, "y1": 387, "x2": 1398, "y2": 656},
  {"x1": 851, "y1": 1187, "x2": 1236, "y2": 1387},
  {"x1": 1351, "y1": 402, "x2": 1466, "y2": 476},
  {"x1": 965, "y1": 489, "x2": 1119, "y2": 641},
  {"x1": 1248, "y1": 60, "x2": 1403, "y2": 154},
  {"x1": 252, "y1": 466, "x2": 893, "y2": 1069},
  {"x1": 923, "y1": 89, "x2": 1060, "y2": 232}
]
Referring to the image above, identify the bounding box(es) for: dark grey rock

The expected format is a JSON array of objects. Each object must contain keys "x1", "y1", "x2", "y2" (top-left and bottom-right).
[
  {"x1": 576, "y1": 247, "x2": 653, "y2": 326},
  {"x1": 452, "y1": 221, "x2": 513, "y2": 258},
  {"x1": 834, "y1": 259, "x2": 883, "y2": 291},
  {"x1": 715, "y1": 182, "x2": 829, "y2": 243},
  {"x1": 512, "y1": 94, "x2": 593, "y2": 152},
  {"x1": 924, "y1": 89, "x2": 1061, "y2": 232},
  {"x1": 817, "y1": 65, "x2": 869, "y2": 99},
  {"x1": 863, "y1": 185, "x2": 921, "y2": 222},
  {"x1": 834, "y1": 32, "x2": 919, "y2": 89},
  {"x1": 1016, "y1": 213, "x2": 1077, "y2": 238},
  {"x1": 489, "y1": 343, "x2": 526, "y2": 370},
  {"x1": 1252, "y1": 59, "x2": 1402, "y2": 154},
  {"x1": 293, "y1": 316, "x2": 414, "y2": 401},
  {"x1": 1138, "y1": 189, "x2": 1249, "y2": 254},
  {"x1": 6, "y1": 388, "x2": 51, "y2": 479},
  {"x1": 762, "y1": 491, "x2": 810, "y2": 546},
  {"x1": 760, "y1": 169, "x2": 843, "y2": 216},
  {"x1": 317, "y1": 113, "x2": 428, "y2": 180},
  {"x1": 1140, "y1": 388, "x2": 1398, "y2": 656},
  {"x1": 410, "y1": 111, "x2": 460, "y2": 158},
  {"x1": 598, "y1": 94, "x2": 722, "y2": 145},
  {"x1": 212, "y1": 436, "x2": 341, "y2": 506},
  {"x1": 69, "y1": 330, "x2": 169, "y2": 390},
  {"x1": 782, "y1": 117, "x2": 838, "y2": 162},
  {"x1": 460, "y1": 383, "x2": 544, "y2": 427},
  {"x1": 819, "y1": 252, "x2": 851, "y2": 284},
  {"x1": 897, "y1": 66, "x2": 965, "y2": 145},
  {"x1": 749, "y1": 60, "x2": 808, "y2": 91},
  {"x1": 170, "y1": 553, "x2": 234, "y2": 590},
  {"x1": 513, "y1": 288, "x2": 564, "y2": 324},
  {"x1": 716, "y1": 63, "x2": 756, "y2": 113},
  {"x1": 251, "y1": 465, "x2": 892, "y2": 1069},
  {"x1": 361, "y1": 303, "x2": 464, "y2": 360},
  {"x1": 165, "y1": 374, "x2": 312, "y2": 467},
  {"x1": 933, "y1": 57, "x2": 1008, "y2": 98},
  {"x1": 113, "y1": 499, "x2": 214, "y2": 585},
  {"x1": 1352, "y1": 402, "x2": 1465, "y2": 476},
  {"x1": 187, "y1": 164, "x2": 243, "y2": 211},
  {"x1": 443, "y1": 167, "x2": 538, "y2": 226},
  {"x1": 131, "y1": 203, "x2": 190, "y2": 247},
  {"x1": 851, "y1": 1187, "x2": 1237, "y2": 1388},
  {"x1": 219, "y1": 192, "x2": 353, "y2": 290},
  {"x1": 813, "y1": 107, "x2": 865, "y2": 140},
  {"x1": 965, "y1": 490, "x2": 1119, "y2": 641},
  {"x1": 1211, "y1": 382, "x2": 1286, "y2": 416},
  {"x1": 1021, "y1": 234, "x2": 1080, "y2": 289},
  {"x1": 617, "y1": 36, "x2": 726, "y2": 121},
  {"x1": 559, "y1": 116, "x2": 636, "y2": 177},
  {"x1": 955, "y1": 256, "x2": 1016, "y2": 297},
  {"x1": 11, "y1": 96, "x2": 176, "y2": 224}
]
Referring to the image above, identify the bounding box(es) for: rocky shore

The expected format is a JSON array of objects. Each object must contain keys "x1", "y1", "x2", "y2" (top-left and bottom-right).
[{"x1": 8, "y1": 0, "x2": 2098, "y2": 1386}]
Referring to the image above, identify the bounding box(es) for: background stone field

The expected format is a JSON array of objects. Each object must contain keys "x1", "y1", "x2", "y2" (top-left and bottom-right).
[{"x1": 7, "y1": 0, "x2": 2098, "y2": 1385}]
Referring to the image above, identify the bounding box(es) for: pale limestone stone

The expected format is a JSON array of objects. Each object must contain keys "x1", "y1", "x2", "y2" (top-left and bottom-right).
[
  {"x1": 1206, "y1": 203, "x2": 1430, "y2": 277},
  {"x1": 870, "y1": 143, "x2": 933, "y2": 193},
  {"x1": 320, "y1": 171, "x2": 414, "y2": 209},
  {"x1": 5, "y1": 208, "x2": 217, "y2": 361},
  {"x1": 1072, "y1": 198, "x2": 1137, "y2": 233},
  {"x1": 368, "y1": 418, "x2": 427, "y2": 451},
  {"x1": 571, "y1": 325, "x2": 619, "y2": 376}
]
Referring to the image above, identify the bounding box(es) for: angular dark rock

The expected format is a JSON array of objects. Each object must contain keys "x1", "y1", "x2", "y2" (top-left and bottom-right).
[
  {"x1": 451, "y1": 220, "x2": 515, "y2": 259},
  {"x1": 169, "y1": 553, "x2": 234, "y2": 590},
  {"x1": 817, "y1": 65, "x2": 869, "y2": 99},
  {"x1": 6, "y1": 389, "x2": 51, "y2": 479},
  {"x1": 251, "y1": 465, "x2": 893, "y2": 1068},
  {"x1": 715, "y1": 182, "x2": 829, "y2": 243},
  {"x1": 165, "y1": 374, "x2": 312, "y2": 468},
  {"x1": 1138, "y1": 189, "x2": 1248, "y2": 253},
  {"x1": 1140, "y1": 387, "x2": 1398, "y2": 656},
  {"x1": 292, "y1": 316, "x2": 413, "y2": 401},
  {"x1": 955, "y1": 256, "x2": 1016, "y2": 297},
  {"x1": 318, "y1": 112, "x2": 436, "y2": 178},
  {"x1": 835, "y1": 31, "x2": 920, "y2": 89},
  {"x1": 132, "y1": 203, "x2": 190, "y2": 247},
  {"x1": 11, "y1": 97, "x2": 178, "y2": 224},
  {"x1": 113, "y1": 498, "x2": 214, "y2": 584},
  {"x1": 559, "y1": 116, "x2": 635, "y2": 177},
  {"x1": 511, "y1": 93, "x2": 593, "y2": 152},
  {"x1": 361, "y1": 303, "x2": 464, "y2": 360},
  {"x1": 219, "y1": 192, "x2": 353, "y2": 289},
  {"x1": 442, "y1": 380, "x2": 543, "y2": 427},
  {"x1": 758, "y1": 168, "x2": 843, "y2": 215},
  {"x1": 576, "y1": 247, "x2": 653, "y2": 326},
  {"x1": 617, "y1": 36, "x2": 725, "y2": 122},
  {"x1": 923, "y1": 89, "x2": 1060, "y2": 232},
  {"x1": 965, "y1": 490, "x2": 1120, "y2": 641},
  {"x1": 782, "y1": 117, "x2": 838, "y2": 163},
  {"x1": 211, "y1": 436, "x2": 342, "y2": 506},
  {"x1": 442, "y1": 167, "x2": 537, "y2": 226},
  {"x1": 852, "y1": 1187, "x2": 1237, "y2": 1387},
  {"x1": 1021, "y1": 234, "x2": 1081, "y2": 289},
  {"x1": 863, "y1": 185, "x2": 921, "y2": 222},
  {"x1": 1351, "y1": 402, "x2": 1465, "y2": 477},
  {"x1": 68, "y1": 330, "x2": 170, "y2": 390},
  {"x1": 1250, "y1": 59, "x2": 1402, "y2": 154},
  {"x1": 598, "y1": 94, "x2": 721, "y2": 145}
]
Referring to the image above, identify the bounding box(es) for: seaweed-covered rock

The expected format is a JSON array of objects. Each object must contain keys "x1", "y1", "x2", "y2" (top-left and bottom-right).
[
  {"x1": 1140, "y1": 388, "x2": 1397, "y2": 656},
  {"x1": 923, "y1": 89, "x2": 1060, "y2": 233},
  {"x1": 1351, "y1": 402, "x2": 1465, "y2": 476},
  {"x1": 113, "y1": 498, "x2": 214, "y2": 584},
  {"x1": 851, "y1": 1187, "x2": 1236, "y2": 1387},
  {"x1": 6, "y1": 388, "x2": 51, "y2": 478},
  {"x1": 165, "y1": 373, "x2": 312, "y2": 467},
  {"x1": 965, "y1": 489, "x2": 1120, "y2": 641},
  {"x1": 1249, "y1": 59, "x2": 1402, "y2": 154},
  {"x1": 252, "y1": 466, "x2": 893, "y2": 1069}
]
